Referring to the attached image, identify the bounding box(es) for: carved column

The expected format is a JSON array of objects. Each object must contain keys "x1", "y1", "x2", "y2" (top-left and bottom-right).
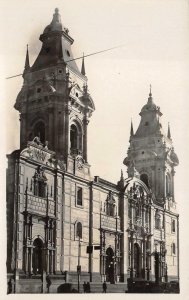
[
  {"x1": 51, "y1": 250, "x2": 55, "y2": 274},
  {"x1": 29, "y1": 246, "x2": 33, "y2": 275},
  {"x1": 25, "y1": 247, "x2": 29, "y2": 273},
  {"x1": 130, "y1": 199, "x2": 135, "y2": 230},
  {"x1": 48, "y1": 107, "x2": 54, "y2": 151},
  {"x1": 83, "y1": 117, "x2": 89, "y2": 162},
  {"x1": 142, "y1": 237, "x2": 147, "y2": 279},
  {"x1": 171, "y1": 169, "x2": 175, "y2": 201},
  {"x1": 130, "y1": 231, "x2": 134, "y2": 279},
  {"x1": 23, "y1": 212, "x2": 33, "y2": 274},
  {"x1": 45, "y1": 217, "x2": 50, "y2": 274}
]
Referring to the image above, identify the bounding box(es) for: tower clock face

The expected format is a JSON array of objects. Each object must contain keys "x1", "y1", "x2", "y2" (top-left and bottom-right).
[{"x1": 76, "y1": 155, "x2": 84, "y2": 170}]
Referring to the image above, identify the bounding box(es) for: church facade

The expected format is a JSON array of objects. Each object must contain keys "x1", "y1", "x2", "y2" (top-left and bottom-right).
[{"x1": 6, "y1": 9, "x2": 179, "y2": 293}]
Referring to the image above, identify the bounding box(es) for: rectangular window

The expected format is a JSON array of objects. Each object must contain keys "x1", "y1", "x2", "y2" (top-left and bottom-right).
[
  {"x1": 172, "y1": 243, "x2": 176, "y2": 255},
  {"x1": 77, "y1": 187, "x2": 83, "y2": 206},
  {"x1": 172, "y1": 219, "x2": 176, "y2": 233}
]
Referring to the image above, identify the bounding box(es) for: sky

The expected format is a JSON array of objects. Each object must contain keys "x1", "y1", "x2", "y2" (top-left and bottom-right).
[{"x1": 1, "y1": 0, "x2": 189, "y2": 297}]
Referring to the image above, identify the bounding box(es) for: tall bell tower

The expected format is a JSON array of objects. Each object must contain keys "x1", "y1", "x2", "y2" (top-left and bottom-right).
[
  {"x1": 15, "y1": 8, "x2": 95, "y2": 169},
  {"x1": 124, "y1": 88, "x2": 179, "y2": 203}
]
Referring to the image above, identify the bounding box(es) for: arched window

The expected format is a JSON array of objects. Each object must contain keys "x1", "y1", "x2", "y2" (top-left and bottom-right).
[
  {"x1": 155, "y1": 210, "x2": 161, "y2": 229},
  {"x1": 33, "y1": 166, "x2": 47, "y2": 198},
  {"x1": 76, "y1": 222, "x2": 82, "y2": 239},
  {"x1": 70, "y1": 124, "x2": 78, "y2": 150},
  {"x1": 171, "y1": 219, "x2": 176, "y2": 233},
  {"x1": 77, "y1": 187, "x2": 83, "y2": 206},
  {"x1": 140, "y1": 173, "x2": 149, "y2": 187},
  {"x1": 34, "y1": 121, "x2": 46, "y2": 144},
  {"x1": 70, "y1": 122, "x2": 82, "y2": 154}
]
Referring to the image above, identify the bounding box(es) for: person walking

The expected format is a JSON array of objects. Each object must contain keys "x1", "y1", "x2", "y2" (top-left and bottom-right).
[
  {"x1": 83, "y1": 281, "x2": 87, "y2": 293},
  {"x1": 103, "y1": 281, "x2": 107, "y2": 293},
  {"x1": 86, "y1": 281, "x2": 91, "y2": 293},
  {"x1": 46, "y1": 275, "x2": 51, "y2": 293}
]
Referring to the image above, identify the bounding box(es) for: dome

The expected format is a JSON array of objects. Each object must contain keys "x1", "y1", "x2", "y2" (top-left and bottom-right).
[{"x1": 170, "y1": 149, "x2": 179, "y2": 166}]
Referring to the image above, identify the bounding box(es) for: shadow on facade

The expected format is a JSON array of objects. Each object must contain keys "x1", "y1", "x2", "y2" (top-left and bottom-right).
[
  {"x1": 57, "y1": 283, "x2": 77, "y2": 293},
  {"x1": 127, "y1": 278, "x2": 179, "y2": 293}
]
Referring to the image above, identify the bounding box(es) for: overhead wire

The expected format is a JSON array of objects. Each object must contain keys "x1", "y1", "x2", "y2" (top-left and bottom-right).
[{"x1": 5, "y1": 44, "x2": 125, "y2": 79}]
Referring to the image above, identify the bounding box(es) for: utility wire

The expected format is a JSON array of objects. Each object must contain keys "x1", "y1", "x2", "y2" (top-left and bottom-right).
[{"x1": 6, "y1": 44, "x2": 125, "y2": 79}]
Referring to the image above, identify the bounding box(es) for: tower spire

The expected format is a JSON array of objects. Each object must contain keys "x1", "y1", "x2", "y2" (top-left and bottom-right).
[
  {"x1": 81, "y1": 53, "x2": 86, "y2": 76},
  {"x1": 24, "y1": 44, "x2": 30, "y2": 73},
  {"x1": 130, "y1": 119, "x2": 134, "y2": 136},
  {"x1": 167, "y1": 122, "x2": 171, "y2": 139},
  {"x1": 149, "y1": 84, "x2": 152, "y2": 97},
  {"x1": 147, "y1": 84, "x2": 153, "y2": 104}
]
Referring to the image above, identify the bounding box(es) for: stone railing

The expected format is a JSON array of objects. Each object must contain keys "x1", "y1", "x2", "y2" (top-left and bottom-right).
[
  {"x1": 70, "y1": 148, "x2": 83, "y2": 156},
  {"x1": 26, "y1": 194, "x2": 55, "y2": 216}
]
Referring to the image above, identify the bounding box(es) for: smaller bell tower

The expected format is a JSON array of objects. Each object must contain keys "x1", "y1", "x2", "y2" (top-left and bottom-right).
[
  {"x1": 14, "y1": 8, "x2": 95, "y2": 172},
  {"x1": 124, "y1": 88, "x2": 179, "y2": 203}
]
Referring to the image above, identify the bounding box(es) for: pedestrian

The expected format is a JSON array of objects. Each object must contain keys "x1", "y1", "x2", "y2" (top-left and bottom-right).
[
  {"x1": 46, "y1": 275, "x2": 51, "y2": 293},
  {"x1": 103, "y1": 281, "x2": 107, "y2": 293},
  {"x1": 83, "y1": 281, "x2": 87, "y2": 293},
  {"x1": 86, "y1": 281, "x2": 91, "y2": 293}
]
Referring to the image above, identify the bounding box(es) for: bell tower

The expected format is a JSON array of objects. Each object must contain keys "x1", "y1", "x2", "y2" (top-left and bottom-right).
[
  {"x1": 124, "y1": 88, "x2": 179, "y2": 203},
  {"x1": 15, "y1": 8, "x2": 95, "y2": 168}
]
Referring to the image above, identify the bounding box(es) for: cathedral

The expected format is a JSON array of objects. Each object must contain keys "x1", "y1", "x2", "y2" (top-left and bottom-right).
[{"x1": 6, "y1": 8, "x2": 179, "y2": 293}]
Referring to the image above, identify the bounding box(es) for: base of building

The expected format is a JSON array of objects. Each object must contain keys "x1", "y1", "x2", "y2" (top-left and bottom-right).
[{"x1": 7, "y1": 270, "x2": 179, "y2": 294}]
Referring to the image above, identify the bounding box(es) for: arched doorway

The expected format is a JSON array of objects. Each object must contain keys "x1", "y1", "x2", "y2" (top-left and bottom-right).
[
  {"x1": 32, "y1": 238, "x2": 43, "y2": 274},
  {"x1": 134, "y1": 243, "x2": 142, "y2": 278},
  {"x1": 105, "y1": 247, "x2": 115, "y2": 283},
  {"x1": 154, "y1": 252, "x2": 160, "y2": 283}
]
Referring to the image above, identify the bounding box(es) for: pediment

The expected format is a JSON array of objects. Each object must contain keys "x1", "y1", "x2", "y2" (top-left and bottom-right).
[{"x1": 20, "y1": 141, "x2": 64, "y2": 170}]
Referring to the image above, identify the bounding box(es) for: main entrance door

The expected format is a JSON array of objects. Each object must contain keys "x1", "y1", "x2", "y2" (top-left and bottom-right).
[
  {"x1": 105, "y1": 247, "x2": 115, "y2": 283},
  {"x1": 134, "y1": 243, "x2": 142, "y2": 278},
  {"x1": 32, "y1": 238, "x2": 43, "y2": 274}
]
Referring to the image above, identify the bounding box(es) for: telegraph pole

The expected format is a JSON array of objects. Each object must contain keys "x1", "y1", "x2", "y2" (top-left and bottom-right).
[{"x1": 77, "y1": 236, "x2": 81, "y2": 293}]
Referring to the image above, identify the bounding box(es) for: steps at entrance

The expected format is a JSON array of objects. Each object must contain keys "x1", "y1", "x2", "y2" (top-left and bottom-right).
[
  {"x1": 11, "y1": 277, "x2": 128, "y2": 293},
  {"x1": 71, "y1": 282, "x2": 127, "y2": 293}
]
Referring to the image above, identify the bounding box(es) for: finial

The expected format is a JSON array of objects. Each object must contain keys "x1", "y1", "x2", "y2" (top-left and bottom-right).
[
  {"x1": 117, "y1": 169, "x2": 125, "y2": 189},
  {"x1": 51, "y1": 7, "x2": 62, "y2": 29},
  {"x1": 147, "y1": 84, "x2": 154, "y2": 104},
  {"x1": 149, "y1": 84, "x2": 152, "y2": 97},
  {"x1": 121, "y1": 169, "x2": 124, "y2": 180},
  {"x1": 24, "y1": 44, "x2": 30, "y2": 73},
  {"x1": 167, "y1": 122, "x2": 171, "y2": 139},
  {"x1": 130, "y1": 119, "x2": 134, "y2": 136},
  {"x1": 81, "y1": 53, "x2": 86, "y2": 76}
]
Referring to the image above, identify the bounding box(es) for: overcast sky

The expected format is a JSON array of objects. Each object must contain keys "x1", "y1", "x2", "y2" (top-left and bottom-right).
[{"x1": 1, "y1": 0, "x2": 189, "y2": 294}]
